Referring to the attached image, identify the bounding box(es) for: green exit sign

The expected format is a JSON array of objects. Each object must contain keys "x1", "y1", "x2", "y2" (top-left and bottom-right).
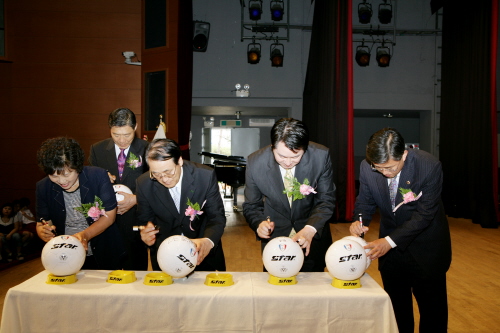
[{"x1": 220, "y1": 120, "x2": 242, "y2": 127}]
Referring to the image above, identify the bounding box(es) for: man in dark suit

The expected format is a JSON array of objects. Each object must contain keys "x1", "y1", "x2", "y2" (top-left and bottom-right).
[
  {"x1": 136, "y1": 139, "x2": 226, "y2": 271},
  {"x1": 350, "y1": 128, "x2": 452, "y2": 333},
  {"x1": 243, "y1": 118, "x2": 336, "y2": 272},
  {"x1": 89, "y1": 108, "x2": 149, "y2": 270}
]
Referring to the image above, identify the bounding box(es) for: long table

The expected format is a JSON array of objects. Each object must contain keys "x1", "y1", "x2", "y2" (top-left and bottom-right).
[{"x1": 1, "y1": 270, "x2": 398, "y2": 333}]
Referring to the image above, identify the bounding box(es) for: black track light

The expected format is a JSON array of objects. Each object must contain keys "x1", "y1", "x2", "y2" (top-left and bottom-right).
[
  {"x1": 270, "y1": 42, "x2": 284, "y2": 67},
  {"x1": 378, "y1": 1, "x2": 393, "y2": 24},
  {"x1": 249, "y1": 0, "x2": 263, "y2": 21},
  {"x1": 270, "y1": 0, "x2": 285, "y2": 21},
  {"x1": 358, "y1": 1, "x2": 373, "y2": 24},
  {"x1": 376, "y1": 46, "x2": 391, "y2": 67},
  {"x1": 355, "y1": 45, "x2": 371, "y2": 67},
  {"x1": 247, "y1": 42, "x2": 261, "y2": 64}
]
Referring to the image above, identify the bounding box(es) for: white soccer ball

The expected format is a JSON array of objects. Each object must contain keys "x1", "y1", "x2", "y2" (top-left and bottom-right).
[
  {"x1": 157, "y1": 235, "x2": 198, "y2": 278},
  {"x1": 262, "y1": 237, "x2": 304, "y2": 278},
  {"x1": 342, "y1": 236, "x2": 372, "y2": 270},
  {"x1": 41, "y1": 235, "x2": 86, "y2": 276},
  {"x1": 113, "y1": 184, "x2": 133, "y2": 202},
  {"x1": 325, "y1": 238, "x2": 367, "y2": 281}
]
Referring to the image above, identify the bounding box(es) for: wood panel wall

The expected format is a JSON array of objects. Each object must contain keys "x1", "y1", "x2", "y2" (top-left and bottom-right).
[
  {"x1": 0, "y1": 1, "x2": 142, "y2": 207},
  {"x1": 141, "y1": 0, "x2": 182, "y2": 143}
]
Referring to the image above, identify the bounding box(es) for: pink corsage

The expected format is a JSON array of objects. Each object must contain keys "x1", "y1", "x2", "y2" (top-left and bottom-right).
[
  {"x1": 185, "y1": 198, "x2": 206, "y2": 230},
  {"x1": 126, "y1": 153, "x2": 142, "y2": 170},
  {"x1": 393, "y1": 188, "x2": 423, "y2": 212},
  {"x1": 74, "y1": 196, "x2": 108, "y2": 221},
  {"x1": 283, "y1": 177, "x2": 316, "y2": 201},
  {"x1": 299, "y1": 184, "x2": 317, "y2": 196}
]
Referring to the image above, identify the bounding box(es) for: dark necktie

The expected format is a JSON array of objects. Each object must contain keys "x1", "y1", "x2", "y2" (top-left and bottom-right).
[
  {"x1": 389, "y1": 177, "x2": 398, "y2": 209},
  {"x1": 117, "y1": 149, "x2": 126, "y2": 179}
]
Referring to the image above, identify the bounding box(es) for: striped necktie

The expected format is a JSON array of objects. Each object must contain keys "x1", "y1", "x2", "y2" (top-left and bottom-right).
[
  {"x1": 284, "y1": 169, "x2": 296, "y2": 237},
  {"x1": 284, "y1": 169, "x2": 293, "y2": 207},
  {"x1": 171, "y1": 187, "x2": 180, "y2": 213}
]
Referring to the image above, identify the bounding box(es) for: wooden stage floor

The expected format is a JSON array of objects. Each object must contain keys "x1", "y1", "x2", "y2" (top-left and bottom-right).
[{"x1": 1, "y1": 194, "x2": 499, "y2": 332}]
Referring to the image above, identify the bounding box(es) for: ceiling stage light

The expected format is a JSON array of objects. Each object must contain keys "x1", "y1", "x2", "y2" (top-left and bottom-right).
[
  {"x1": 249, "y1": 0, "x2": 263, "y2": 21},
  {"x1": 376, "y1": 46, "x2": 391, "y2": 67},
  {"x1": 378, "y1": 1, "x2": 393, "y2": 24},
  {"x1": 270, "y1": 0, "x2": 285, "y2": 21},
  {"x1": 247, "y1": 42, "x2": 261, "y2": 64},
  {"x1": 355, "y1": 45, "x2": 371, "y2": 67},
  {"x1": 358, "y1": 1, "x2": 373, "y2": 24},
  {"x1": 270, "y1": 42, "x2": 284, "y2": 67}
]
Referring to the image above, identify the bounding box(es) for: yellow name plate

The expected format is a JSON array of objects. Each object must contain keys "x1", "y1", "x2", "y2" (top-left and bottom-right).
[
  {"x1": 204, "y1": 273, "x2": 234, "y2": 287},
  {"x1": 268, "y1": 274, "x2": 297, "y2": 285},
  {"x1": 106, "y1": 270, "x2": 137, "y2": 284},
  {"x1": 332, "y1": 277, "x2": 362, "y2": 289},
  {"x1": 46, "y1": 273, "x2": 77, "y2": 284},
  {"x1": 144, "y1": 272, "x2": 173, "y2": 286}
]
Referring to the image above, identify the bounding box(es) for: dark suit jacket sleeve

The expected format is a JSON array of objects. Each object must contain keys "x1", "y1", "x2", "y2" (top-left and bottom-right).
[
  {"x1": 354, "y1": 161, "x2": 379, "y2": 225},
  {"x1": 87, "y1": 167, "x2": 118, "y2": 212},
  {"x1": 242, "y1": 152, "x2": 266, "y2": 233},
  {"x1": 303, "y1": 149, "x2": 335, "y2": 235},
  {"x1": 198, "y1": 169, "x2": 226, "y2": 245},
  {"x1": 135, "y1": 173, "x2": 156, "y2": 225},
  {"x1": 36, "y1": 178, "x2": 52, "y2": 222},
  {"x1": 88, "y1": 143, "x2": 98, "y2": 166}
]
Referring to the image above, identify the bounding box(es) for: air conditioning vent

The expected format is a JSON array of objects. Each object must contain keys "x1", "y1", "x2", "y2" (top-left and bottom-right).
[{"x1": 249, "y1": 119, "x2": 275, "y2": 127}]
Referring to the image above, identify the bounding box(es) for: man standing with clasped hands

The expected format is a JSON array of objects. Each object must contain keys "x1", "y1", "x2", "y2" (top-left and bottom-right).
[
  {"x1": 89, "y1": 108, "x2": 149, "y2": 270},
  {"x1": 243, "y1": 118, "x2": 336, "y2": 272}
]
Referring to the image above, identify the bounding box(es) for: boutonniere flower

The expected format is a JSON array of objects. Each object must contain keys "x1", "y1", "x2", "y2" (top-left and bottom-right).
[
  {"x1": 74, "y1": 196, "x2": 108, "y2": 221},
  {"x1": 393, "y1": 188, "x2": 423, "y2": 212},
  {"x1": 283, "y1": 177, "x2": 317, "y2": 201},
  {"x1": 185, "y1": 198, "x2": 206, "y2": 231},
  {"x1": 126, "y1": 152, "x2": 142, "y2": 170}
]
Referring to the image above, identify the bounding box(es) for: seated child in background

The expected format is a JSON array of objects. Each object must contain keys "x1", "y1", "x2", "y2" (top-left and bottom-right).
[
  {"x1": 0, "y1": 203, "x2": 23, "y2": 261},
  {"x1": 14, "y1": 197, "x2": 36, "y2": 250}
]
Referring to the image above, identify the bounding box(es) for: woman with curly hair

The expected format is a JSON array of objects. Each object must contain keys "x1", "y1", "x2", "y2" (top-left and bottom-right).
[{"x1": 36, "y1": 137, "x2": 125, "y2": 270}]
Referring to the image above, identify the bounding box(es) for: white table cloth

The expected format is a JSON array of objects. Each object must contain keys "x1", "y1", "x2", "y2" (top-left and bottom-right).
[{"x1": 1, "y1": 270, "x2": 398, "y2": 333}]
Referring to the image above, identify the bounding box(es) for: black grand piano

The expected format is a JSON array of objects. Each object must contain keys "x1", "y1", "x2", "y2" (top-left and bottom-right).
[{"x1": 199, "y1": 152, "x2": 246, "y2": 212}]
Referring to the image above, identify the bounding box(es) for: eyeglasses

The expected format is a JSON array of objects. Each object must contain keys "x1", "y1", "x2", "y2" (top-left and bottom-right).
[
  {"x1": 150, "y1": 165, "x2": 178, "y2": 181},
  {"x1": 371, "y1": 159, "x2": 402, "y2": 172}
]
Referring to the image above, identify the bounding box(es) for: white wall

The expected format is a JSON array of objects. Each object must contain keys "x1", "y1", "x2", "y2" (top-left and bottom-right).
[
  {"x1": 192, "y1": 0, "x2": 313, "y2": 118},
  {"x1": 192, "y1": 0, "x2": 444, "y2": 159},
  {"x1": 190, "y1": 115, "x2": 280, "y2": 163}
]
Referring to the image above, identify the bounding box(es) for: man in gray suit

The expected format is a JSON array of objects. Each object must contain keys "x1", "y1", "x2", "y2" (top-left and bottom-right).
[
  {"x1": 350, "y1": 128, "x2": 452, "y2": 333},
  {"x1": 243, "y1": 118, "x2": 336, "y2": 272}
]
